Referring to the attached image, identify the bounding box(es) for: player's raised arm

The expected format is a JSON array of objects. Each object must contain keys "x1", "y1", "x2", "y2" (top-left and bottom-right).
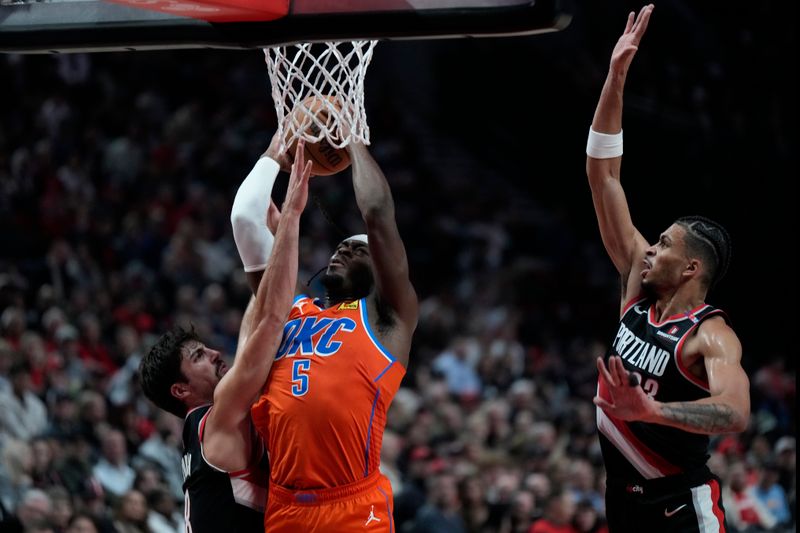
[
  {"x1": 203, "y1": 141, "x2": 311, "y2": 468},
  {"x1": 586, "y1": 5, "x2": 654, "y2": 300},
  {"x1": 231, "y1": 129, "x2": 291, "y2": 295},
  {"x1": 347, "y1": 143, "x2": 418, "y2": 357}
]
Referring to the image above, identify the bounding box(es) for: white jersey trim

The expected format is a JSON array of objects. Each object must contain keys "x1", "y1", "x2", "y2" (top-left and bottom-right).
[
  {"x1": 197, "y1": 407, "x2": 228, "y2": 474},
  {"x1": 596, "y1": 407, "x2": 664, "y2": 479},
  {"x1": 358, "y1": 297, "x2": 396, "y2": 364},
  {"x1": 691, "y1": 483, "x2": 721, "y2": 533},
  {"x1": 230, "y1": 474, "x2": 267, "y2": 512},
  {"x1": 673, "y1": 321, "x2": 712, "y2": 393}
]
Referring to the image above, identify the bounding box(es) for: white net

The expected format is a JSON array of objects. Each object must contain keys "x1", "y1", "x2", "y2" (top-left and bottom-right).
[{"x1": 264, "y1": 40, "x2": 378, "y2": 152}]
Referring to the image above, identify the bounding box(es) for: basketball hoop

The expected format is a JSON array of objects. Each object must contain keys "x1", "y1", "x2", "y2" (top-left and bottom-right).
[{"x1": 264, "y1": 41, "x2": 377, "y2": 152}]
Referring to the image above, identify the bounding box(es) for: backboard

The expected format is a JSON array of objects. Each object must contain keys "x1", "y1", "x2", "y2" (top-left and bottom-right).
[{"x1": 0, "y1": 0, "x2": 571, "y2": 53}]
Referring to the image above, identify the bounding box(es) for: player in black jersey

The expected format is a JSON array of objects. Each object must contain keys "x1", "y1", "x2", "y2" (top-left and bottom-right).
[
  {"x1": 585, "y1": 5, "x2": 750, "y2": 532},
  {"x1": 139, "y1": 142, "x2": 312, "y2": 533}
]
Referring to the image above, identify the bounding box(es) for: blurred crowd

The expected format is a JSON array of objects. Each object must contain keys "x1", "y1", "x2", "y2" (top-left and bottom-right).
[{"x1": 0, "y1": 7, "x2": 796, "y2": 533}]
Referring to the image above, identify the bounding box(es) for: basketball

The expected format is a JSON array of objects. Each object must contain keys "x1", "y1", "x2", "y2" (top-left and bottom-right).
[{"x1": 287, "y1": 95, "x2": 351, "y2": 176}]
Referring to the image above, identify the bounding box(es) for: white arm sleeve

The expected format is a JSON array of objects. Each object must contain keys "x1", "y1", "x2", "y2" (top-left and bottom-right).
[{"x1": 231, "y1": 157, "x2": 280, "y2": 272}]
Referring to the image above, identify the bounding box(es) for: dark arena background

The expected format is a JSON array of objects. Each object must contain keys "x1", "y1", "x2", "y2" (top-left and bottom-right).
[{"x1": 0, "y1": 1, "x2": 795, "y2": 532}]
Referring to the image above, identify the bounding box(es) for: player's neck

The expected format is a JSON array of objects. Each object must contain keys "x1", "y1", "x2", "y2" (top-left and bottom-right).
[
  {"x1": 653, "y1": 289, "x2": 706, "y2": 323},
  {"x1": 325, "y1": 292, "x2": 357, "y2": 308}
]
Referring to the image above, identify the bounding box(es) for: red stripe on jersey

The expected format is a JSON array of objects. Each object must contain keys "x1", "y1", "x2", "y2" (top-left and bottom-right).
[
  {"x1": 674, "y1": 321, "x2": 711, "y2": 391},
  {"x1": 709, "y1": 478, "x2": 726, "y2": 532},
  {"x1": 606, "y1": 415, "x2": 682, "y2": 475},
  {"x1": 621, "y1": 294, "x2": 646, "y2": 317},
  {"x1": 598, "y1": 379, "x2": 682, "y2": 476}
]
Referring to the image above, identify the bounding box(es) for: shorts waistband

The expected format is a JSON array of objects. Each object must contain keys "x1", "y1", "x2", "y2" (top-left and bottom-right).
[
  {"x1": 607, "y1": 466, "x2": 714, "y2": 495},
  {"x1": 269, "y1": 470, "x2": 382, "y2": 506}
]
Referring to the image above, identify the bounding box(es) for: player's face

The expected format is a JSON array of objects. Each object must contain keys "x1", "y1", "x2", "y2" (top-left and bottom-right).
[
  {"x1": 175, "y1": 339, "x2": 228, "y2": 403},
  {"x1": 324, "y1": 239, "x2": 374, "y2": 296},
  {"x1": 641, "y1": 224, "x2": 691, "y2": 293}
]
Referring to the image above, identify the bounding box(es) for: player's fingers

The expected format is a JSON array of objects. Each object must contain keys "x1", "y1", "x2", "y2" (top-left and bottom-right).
[
  {"x1": 634, "y1": 4, "x2": 653, "y2": 37},
  {"x1": 293, "y1": 139, "x2": 306, "y2": 172},
  {"x1": 302, "y1": 160, "x2": 313, "y2": 182},
  {"x1": 593, "y1": 396, "x2": 614, "y2": 411},
  {"x1": 610, "y1": 356, "x2": 628, "y2": 385},
  {"x1": 624, "y1": 11, "x2": 635, "y2": 33},
  {"x1": 597, "y1": 357, "x2": 617, "y2": 388}
]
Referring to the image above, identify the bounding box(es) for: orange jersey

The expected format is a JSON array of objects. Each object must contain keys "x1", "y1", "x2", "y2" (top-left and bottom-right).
[{"x1": 251, "y1": 295, "x2": 405, "y2": 490}]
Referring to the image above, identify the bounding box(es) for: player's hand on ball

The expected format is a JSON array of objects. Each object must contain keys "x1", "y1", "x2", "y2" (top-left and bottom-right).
[{"x1": 264, "y1": 127, "x2": 292, "y2": 173}]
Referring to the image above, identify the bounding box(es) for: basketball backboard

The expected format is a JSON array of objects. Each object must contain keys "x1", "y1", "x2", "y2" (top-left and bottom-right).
[{"x1": 0, "y1": 0, "x2": 571, "y2": 53}]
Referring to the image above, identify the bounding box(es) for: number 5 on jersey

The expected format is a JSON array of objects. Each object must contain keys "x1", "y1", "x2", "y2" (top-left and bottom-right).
[{"x1": 291, "y1": 359, "x2": 311, "y2": 396}]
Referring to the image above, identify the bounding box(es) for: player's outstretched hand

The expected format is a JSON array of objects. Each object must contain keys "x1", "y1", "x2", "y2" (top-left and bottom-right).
[
  {"x1": 264, "y1": 127, "x2": 292, "y2": 173},
  {"x1": 283, "y1": 139, "x2": 312, "y2": 217},
  {"x1": 593, "y1": 355, "x2": 658, "y2": 422},
  {"x1": 610, "y1": 4, "x2": 654, "y2": 76}
]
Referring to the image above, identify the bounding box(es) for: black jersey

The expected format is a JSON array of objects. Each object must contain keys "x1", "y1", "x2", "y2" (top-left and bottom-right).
[
  {"x1": 597, "y1": 296, "x2": 727, "y2": 482},
  {"x1": 181, "y1": 404, "x2": 267, "y2": 533}
]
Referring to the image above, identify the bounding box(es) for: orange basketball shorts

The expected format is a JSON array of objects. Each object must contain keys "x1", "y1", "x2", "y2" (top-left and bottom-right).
[{"x1": 265, "y1": 470, "x2": 395, "y2": 532}]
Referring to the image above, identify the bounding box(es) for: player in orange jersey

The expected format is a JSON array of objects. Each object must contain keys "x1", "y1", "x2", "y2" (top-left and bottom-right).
[{"x1": 251, "y1": 141, "x2": 419, "y2": 532}]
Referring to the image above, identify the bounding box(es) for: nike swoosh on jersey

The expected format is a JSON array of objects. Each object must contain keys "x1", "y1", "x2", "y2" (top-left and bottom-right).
[{"x1": 664, "y1": 504, "x2": 688, "y2": 517}]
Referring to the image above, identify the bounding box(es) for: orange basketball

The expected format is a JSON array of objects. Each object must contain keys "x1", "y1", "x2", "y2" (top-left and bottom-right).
[{"x1": 287, "y1": 96, "x2": 351, "y2": 176}]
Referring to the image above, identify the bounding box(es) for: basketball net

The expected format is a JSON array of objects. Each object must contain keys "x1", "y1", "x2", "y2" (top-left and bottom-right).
[{"x1": 264, "y1": 41, "x2": 377, "y2": 152}]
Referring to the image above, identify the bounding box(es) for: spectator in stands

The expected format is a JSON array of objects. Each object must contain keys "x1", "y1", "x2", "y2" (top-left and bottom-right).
[
  {"x1": 146, "y1": 487, "x2": 184, "y2": 533},
  {"x1": 0, "y1": 439, "x2": 35, "y2": 516},
  {"x1": 723, "y1": 461, "x2": 777, "y2": 532},
  {"x1": 0, "y1": 360, "x2": 48, "y2": 441},
  {"x1": 571, "y1": 499, "x2": 608, "y2": 533},
  {"x1": 112, "y1": 489, "x2": 149, "y2": 533},
  {"x1": 91, "y1": 429, "x2": 135, "y2": 499},
  {"x1": 46, "y1": 486, "x2": 73, "y2": 532},
  {"x1": 408, "y1": 473, "x2": 466, "y2": 533},
  {"x1": 752, "y1": 462, "x2": 791, "y2": 529},
  {"x1": 65, "y1": 513, "x2": 100, "y2": 533},
  {"x1": 529, "y1": 491, "x2": 577, "y2": 533},
  {"x1": 135, "y1": 411, "x2": 183, "y2": 500},
  {"x1": 502, "y1": 490, "x2": 536, "y2": 533},
  {"x1": 12, "y1": 488, "x2": 53, "y2": 533}
]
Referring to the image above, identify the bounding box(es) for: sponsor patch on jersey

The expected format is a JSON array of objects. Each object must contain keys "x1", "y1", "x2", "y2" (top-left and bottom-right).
[
  {"x1": 656, "y1": 330, "x2": 680, "y2": 342},
  {"x1": 668, "y1": 326, "x2": 679, "y2": 335},
  {"x1": 338, "y1": 301, "x2": 359, "y2": 310}
]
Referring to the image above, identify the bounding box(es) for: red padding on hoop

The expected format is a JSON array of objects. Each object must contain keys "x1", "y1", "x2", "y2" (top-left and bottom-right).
[{"x1": 103, "y1": 0, "x2": 289, "y2": 23}]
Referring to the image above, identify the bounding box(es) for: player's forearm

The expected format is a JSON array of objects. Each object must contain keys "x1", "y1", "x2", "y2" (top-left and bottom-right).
[
  {"x1": 234, "y1": 296, "x2": 257, "y2": 361},
  {"x1": 254, "y1": 210, "x2": 300, "y2": 323},
  {"x1": 231, "y1": 157, "x2": 279, "y2": 274},
  {"x1": 650, "y1": 397, "x2": 748, "y2": 435},
  {"x1": 349, "y1": 144, "x2": 394, "y2": 218},
  {"x1": 591, "y1": 71, "x2": 627, "y2": 134}
]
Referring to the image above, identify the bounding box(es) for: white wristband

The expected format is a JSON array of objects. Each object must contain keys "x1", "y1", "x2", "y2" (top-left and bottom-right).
[
  {"x1": 586, "y1": 128, "x2": 623, "y2": 159},
  {"x1": 231, "y1": 157, "x2": 280, "y2": 272}
]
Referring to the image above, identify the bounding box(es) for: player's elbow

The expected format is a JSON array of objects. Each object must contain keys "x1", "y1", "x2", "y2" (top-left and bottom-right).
[
  {"x1": 231, "y1": 208, "x2": 259, "y2": 230},
  {"x1": 362, "y1": 204, "x2": 394, "y2": 225},
  {"x1": 732, "y1": 407, "x2": 750, "y2": 433}
]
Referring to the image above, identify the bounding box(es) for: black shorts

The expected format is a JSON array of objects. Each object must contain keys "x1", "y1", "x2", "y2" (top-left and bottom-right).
[{"x1": 605, "y1": 467, "x2": 728, "y2": 533}]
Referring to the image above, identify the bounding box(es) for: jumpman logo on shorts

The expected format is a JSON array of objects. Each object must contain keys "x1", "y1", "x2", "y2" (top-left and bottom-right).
[{"x1": 365, "y1": 505, "x2": 381, "y2": 526}]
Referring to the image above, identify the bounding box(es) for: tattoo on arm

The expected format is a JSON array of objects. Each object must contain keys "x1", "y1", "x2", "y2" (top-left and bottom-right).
[{"x1": 660, "y1": 402, "x2": 736, "y2": 433}]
